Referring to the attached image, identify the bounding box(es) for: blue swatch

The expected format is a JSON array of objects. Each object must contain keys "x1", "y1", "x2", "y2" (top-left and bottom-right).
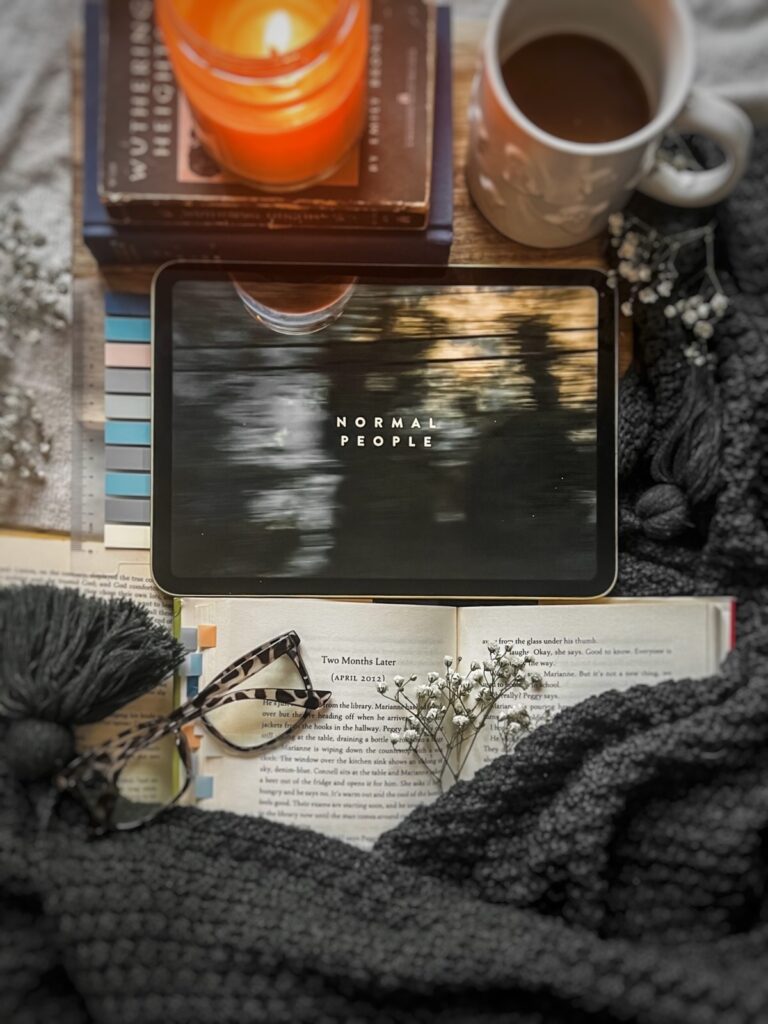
[
  {"x1": 105, "y1": 316, "x2": 151, "y2": 343},
  {"x1": 105, "y1": 472, "x2": 151, "y2": 498},
  {"x1": 185, "y1": 652, "x2": 204, "y2": 677},
  {"x1": 105, "y1": 421, "x2": 151, "y2": 446},
  {"x1": 105, "y1": 292, "x2": 151, "y2": 318},
  {"x1": 195, "y1": 776, "x2": 214, "y2": 800}
]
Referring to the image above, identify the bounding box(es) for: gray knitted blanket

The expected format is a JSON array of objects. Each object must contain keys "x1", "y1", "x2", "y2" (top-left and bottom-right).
[{"x1": 1, "y1": 134, "x2": 767, "y2": 1024}]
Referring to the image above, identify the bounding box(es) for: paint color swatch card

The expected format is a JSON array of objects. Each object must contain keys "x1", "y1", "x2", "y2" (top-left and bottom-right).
[
  {"x1": 103, "y1": 292, "x2": 152, "y2": 551},
  {"x1": 179, "y1": 597, "x2": 735, "y2": 848}
]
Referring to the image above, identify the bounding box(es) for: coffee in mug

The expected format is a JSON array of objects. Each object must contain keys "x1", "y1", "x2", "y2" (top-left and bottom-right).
[
  {"x1": 501, "y1": 34, "x2": 651, "y2": 145},
  {"x1": 467, "y1": 0, "x2": 754, "y2": 249}
]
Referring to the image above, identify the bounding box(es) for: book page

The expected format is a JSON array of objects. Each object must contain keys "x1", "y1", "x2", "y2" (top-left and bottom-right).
[
  {"x1": 182, "y1": 599, "x2": 456, "y2": 847},
  {"x1": 0, "y1": 534, "x2": 175, "y2": 799},
  {"x1": 457, "y1": 600, "x2": 731, "y2": 770}
]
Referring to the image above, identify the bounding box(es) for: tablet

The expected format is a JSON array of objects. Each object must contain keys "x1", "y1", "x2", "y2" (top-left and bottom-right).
[{"x1": 152, "y1": 263, "x2": 616, "y2": 598}]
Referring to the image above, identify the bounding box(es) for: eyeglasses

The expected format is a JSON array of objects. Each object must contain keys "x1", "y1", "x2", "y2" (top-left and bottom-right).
[{"x1": 55, "y1": 630, "x2": 330, "y2": 834}]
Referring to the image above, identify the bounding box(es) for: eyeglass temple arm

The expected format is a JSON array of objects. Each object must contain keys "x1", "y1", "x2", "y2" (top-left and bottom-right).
[
  {"x1": 168, "y1": 631, "x2": 313, "y2": 725},
  {"x1": 201, "y1": 686, "x2": 333, "y2": 715},
  {"x1": 58, "y1": 632, "x2": 310, "y2": 780}
]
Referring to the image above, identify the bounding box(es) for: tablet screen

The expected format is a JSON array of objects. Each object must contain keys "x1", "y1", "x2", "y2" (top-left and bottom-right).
[{"x1": 152, "y1": 265, "x2": 616, "y2": 597}]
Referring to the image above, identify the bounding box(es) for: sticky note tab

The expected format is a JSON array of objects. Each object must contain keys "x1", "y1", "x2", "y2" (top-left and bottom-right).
[
  {"x1": 103, "y1": 524, "x2": 151, "y2": 550},
  {"x1": 186, "y1": 676, "x2": 199, "y2": 700},
  {"x1": 185, "y1": 652, "x2": 203, "y2": 677},
  {"x1": 105, "y1": 368, "x2": 152, "y2": 395},
  {"x1": 105, "y1": 316, "x2": 151, "y2": 343},
  {"x1": 180, "y1": 627, "x2": 198, "y2": 652},
  {"x1": 182, "y1": 723, "x2": 202, "y2": 751},
  {"x1": 105, "y1": 394, "x2": 152, "y2": 421},
  {"x1": 105, "y1": 472, "x2": 151, "y2": 498},
  {"x1": 105, "y1": 343, "x2": 152, "y2": 369},
  {"x1": 105, "y1": 292, "x2": 151, "y2": 318},
  {"x1": 105, "y1": 497, "x2": 151, "y2": 525},
  {"x1": 198, "y1": 625, "x2": 218, "y2": 649},
  {"x1": 105, "y1": 445, "x2": 151, "y2": 472},
  {"x1": 195, "y1": 776, "x2": 214, "y2": 800},
  {"x1": 105, "y1": 421, "x2": 151, "y2": 446}
]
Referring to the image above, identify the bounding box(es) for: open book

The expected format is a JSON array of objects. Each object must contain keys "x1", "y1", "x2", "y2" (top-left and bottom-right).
[{"x1": 180, "y1": 597, "x2": 734, "y2": 847}]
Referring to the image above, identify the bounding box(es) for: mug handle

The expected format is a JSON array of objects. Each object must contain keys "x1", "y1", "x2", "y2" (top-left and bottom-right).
[{"x1": 637, "y1": 87, "x2": 753, "y2": 208}]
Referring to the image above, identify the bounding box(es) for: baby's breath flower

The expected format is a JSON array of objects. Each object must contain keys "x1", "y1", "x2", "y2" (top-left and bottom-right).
[
  {"x1": 608, "y1": 212, "x2": 625, "y2": 235},
  {"x1": 378, "y1": 644, "x2": 549, "y2": 790},
  {"x1": 620, "y1": 301, "x2": 633, "y2": 318},
  {"x1": 711, "y1": 293, "x2": 729, "y2": 315},
  {"x1": 664, "y1": 305, "x2": 678, "y2": 319},
  {"x1": 682, "y1": 309, "x2": 699, "y2": 328},
  {"x1": 694, "y1": 321, "x2": 714, "y2": 340}
]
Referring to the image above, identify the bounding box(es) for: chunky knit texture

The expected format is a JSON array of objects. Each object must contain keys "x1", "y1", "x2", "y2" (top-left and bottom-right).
[{"x1": 2, "y1": 132, "x2": 768, "y2": 1023}]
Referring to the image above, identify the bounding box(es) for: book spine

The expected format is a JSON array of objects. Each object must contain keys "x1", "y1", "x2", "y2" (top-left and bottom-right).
[
  {"x1": 82, "y1": 223, "x2": 452, "y2": 266},
  {"x1": 103, "y1": 201, "x2": 428, "y2": 231}
]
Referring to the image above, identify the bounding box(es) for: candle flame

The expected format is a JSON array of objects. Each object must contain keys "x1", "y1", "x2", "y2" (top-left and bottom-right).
[{"x1": 263, "y1": 10, "x2": 293, "y2": 55}]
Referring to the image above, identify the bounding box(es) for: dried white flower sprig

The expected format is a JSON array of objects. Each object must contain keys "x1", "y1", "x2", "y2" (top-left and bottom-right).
[
  {"x1": 0, "y1": 380, "x2": 51, "y2": 486},
  {"x1": 0, "y1": 201, "x2": 68, "y2": 492},
  {"x1": 378, "y1": 643, "x2": 549, "y2": 793},
  {"x1": 0, "y1": 201, "x2": 71, "y2": 346},
  {"x1": 607, "y1": 212, "x2": 729, "y2": 367}
]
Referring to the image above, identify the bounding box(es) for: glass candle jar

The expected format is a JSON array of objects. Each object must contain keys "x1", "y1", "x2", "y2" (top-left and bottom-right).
[{"x1": 156, "y1": 0, "x2": 370, "y2": 190}]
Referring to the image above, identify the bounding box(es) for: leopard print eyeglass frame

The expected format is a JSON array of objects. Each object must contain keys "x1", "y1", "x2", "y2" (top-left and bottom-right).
[{"x1": 55, "y1": 631, "x2": 331, "y2": 835}]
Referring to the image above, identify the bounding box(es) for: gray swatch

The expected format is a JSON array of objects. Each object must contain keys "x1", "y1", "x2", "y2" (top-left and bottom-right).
[
  {"x1": 105, "y1": 368, "x2": 151, "y2": 394},
  {"x1": 105, "y1": 446, "x2": 151, "y2": 472},
  {"x1": 105, "y1": 498, "x2": 151, "y2": 525}
]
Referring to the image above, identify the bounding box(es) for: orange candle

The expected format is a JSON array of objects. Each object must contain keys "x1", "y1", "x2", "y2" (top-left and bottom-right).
[{"x1": 156, "y1": 0, "x2": 370, "y2": 189}]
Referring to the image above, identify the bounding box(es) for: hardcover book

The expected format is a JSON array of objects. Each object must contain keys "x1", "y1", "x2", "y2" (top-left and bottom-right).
[
  {"x1": 100, "y1": 0, "x2": 435, "y2": 230},
  {"x1": 82, "y1": 1, "x2": 454, "y2": 265}
]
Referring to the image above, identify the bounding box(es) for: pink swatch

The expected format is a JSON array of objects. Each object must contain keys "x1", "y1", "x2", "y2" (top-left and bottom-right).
[{"x1": 105, "y1": 344, "x2": 152, "y2": 368}]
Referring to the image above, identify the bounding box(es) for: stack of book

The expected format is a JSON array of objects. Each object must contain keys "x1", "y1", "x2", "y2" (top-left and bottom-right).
[{"x1": 83, "y1": 0, "x2": 453, "y2": 265}]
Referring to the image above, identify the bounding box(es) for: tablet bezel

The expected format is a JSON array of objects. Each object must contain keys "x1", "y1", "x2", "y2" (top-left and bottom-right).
[{"x1": 152, "y1": 261, "x2": 617, "y2": 599}]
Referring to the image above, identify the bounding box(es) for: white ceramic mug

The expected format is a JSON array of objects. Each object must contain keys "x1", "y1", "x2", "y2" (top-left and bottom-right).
[{"x1": 466, "y1": 0, "x2": 754, "y2": 249}]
